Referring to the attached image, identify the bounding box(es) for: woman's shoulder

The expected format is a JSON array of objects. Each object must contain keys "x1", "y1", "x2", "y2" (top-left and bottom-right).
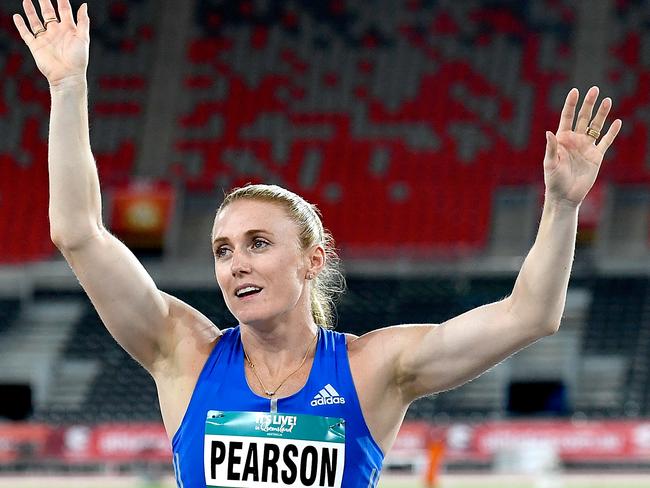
[
  {"x1": 344, "y1": 332, "x2": 359, "y2": 344},
  {"x1": 319, "y1": 326, "x2": 358, "y2": 345}
]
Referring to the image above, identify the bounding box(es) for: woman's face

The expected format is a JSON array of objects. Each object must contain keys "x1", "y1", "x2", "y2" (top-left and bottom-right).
[{"x1": 211, "y1": 199, "x2": 316, "y2": 326}]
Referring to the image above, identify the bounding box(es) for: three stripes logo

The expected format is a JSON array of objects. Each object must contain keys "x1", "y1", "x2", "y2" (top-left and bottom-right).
[{"x1": 310, "y1": 384, "x2": 346, "y2": 407}]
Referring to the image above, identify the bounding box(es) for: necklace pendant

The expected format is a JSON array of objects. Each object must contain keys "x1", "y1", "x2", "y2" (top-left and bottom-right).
[{"x1": 266, "y1": 391, "x2": 275, "y2": 397}]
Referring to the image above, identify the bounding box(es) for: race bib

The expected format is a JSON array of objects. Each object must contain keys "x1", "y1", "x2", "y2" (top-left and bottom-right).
[{"x1": 204, "y1": 410, "x2": 346, "y2": 487}]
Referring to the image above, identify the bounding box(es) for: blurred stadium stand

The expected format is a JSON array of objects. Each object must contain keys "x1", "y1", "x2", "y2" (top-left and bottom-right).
[
  {"x1": 0, "y1": 0, "x2": 649, "y2": 474},
  {"x1": 0, "y1": 0, "x2": 156, "y2": 262},
  {"x1": 0, "y1": 277, "x2": 641, "y2": 424},
  {"x1": 1, "y1": 0, "x2": 648, "y2": 263}
]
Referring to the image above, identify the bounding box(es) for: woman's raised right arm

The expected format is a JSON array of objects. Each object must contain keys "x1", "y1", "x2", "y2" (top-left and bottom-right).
[{"x1": 13, "y1": 0, "x2": 216, "y2": 374}]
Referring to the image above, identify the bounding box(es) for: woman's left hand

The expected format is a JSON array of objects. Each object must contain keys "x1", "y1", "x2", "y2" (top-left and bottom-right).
[{"x1": 544, "y1": 86, "x2": 622, "y2": 207}]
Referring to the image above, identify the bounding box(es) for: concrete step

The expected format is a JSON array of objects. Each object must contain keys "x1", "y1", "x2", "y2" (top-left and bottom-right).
[
  {"x1": 0, "y1": 300, "x2": 84, "y2": 407},
  {"x1": 35, "y1": 359, "x2": 100, "y2": 411}
]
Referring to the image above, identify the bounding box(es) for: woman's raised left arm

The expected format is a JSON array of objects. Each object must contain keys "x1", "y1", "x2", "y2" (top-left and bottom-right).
[
  {"x1": 507, "y1": 85, "x2": 621, "y2": 337},
  {"x1": 360, "y1": 87, "x2": 622, "y2": 403}
]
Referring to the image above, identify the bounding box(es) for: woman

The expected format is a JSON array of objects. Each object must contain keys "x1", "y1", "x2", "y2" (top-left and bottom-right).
[{"x1": 13, "y1": 1, "x2": 621, "y2": 486}]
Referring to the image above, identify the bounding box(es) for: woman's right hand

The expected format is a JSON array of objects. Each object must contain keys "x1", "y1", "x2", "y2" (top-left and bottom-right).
[{"x1": 13, "y1": 0, "x2": 90, "y2": 87}]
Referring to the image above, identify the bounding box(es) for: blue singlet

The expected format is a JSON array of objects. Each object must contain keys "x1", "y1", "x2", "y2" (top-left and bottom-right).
[{"x1": 171, "y1": 325, "x2": 384, "y2": 487}]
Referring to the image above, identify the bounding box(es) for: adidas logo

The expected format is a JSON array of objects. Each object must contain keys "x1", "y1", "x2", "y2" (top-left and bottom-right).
[{"x1": 310, "y1": 384, "x2": 346, "y2": 406}]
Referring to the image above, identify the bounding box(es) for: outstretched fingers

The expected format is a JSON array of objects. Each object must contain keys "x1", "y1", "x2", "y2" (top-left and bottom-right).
[
  {"x1": 36, "y1": 0, "x2": 58, "y2": 23},
  {"x1": 597, "y1": 119, "x2": 622, "y2": 155},
  {"x1": 588, "y1": 97, "x2": 612, "y2": 136},
  {"x1": 574, "y1": 86, "x2": 599, "y2": 134},
  {"x1": 12, "y1": 13, "x2": 35, "y2": 46},
  {"x1": 557, "y1": 88, "x2": 579, "y2": 133},
  {"x1": 544, "y1": 131, "x2": 558, "y2": 169},
  {"x1": 57, "y1": 0, "x2": 75, "y2": 24},
  {"x1": 77, "y1": 3, "x2": 89, "y2": 38},
  {"x1": 22, "y1": 0, "x2": 44, "y2": 35},
  {"x1": 557, "y1": 86, "x2": 617, "y2": 149}
]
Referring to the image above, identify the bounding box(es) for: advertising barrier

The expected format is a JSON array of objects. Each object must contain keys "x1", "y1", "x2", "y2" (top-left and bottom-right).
[
  {"x1": 388, "y1": 420, "x2": 650, "y2": 465},
  {"x1": 3, "y1": 420, "x2": 650, "y2": 464}
]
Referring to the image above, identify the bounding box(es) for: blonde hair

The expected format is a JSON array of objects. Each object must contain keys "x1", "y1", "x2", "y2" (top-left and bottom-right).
[{"x1": 214, "y1": 184, "x2": 346, "y2": 329}]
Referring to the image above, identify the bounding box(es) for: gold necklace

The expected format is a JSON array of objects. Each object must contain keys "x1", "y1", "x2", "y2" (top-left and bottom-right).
[{"x1": 243, "y1": 330, "x2": 319, "y2": 397}]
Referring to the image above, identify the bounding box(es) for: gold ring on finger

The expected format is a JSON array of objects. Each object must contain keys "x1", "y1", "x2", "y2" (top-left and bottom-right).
[
  {"x1": 33, "y1": 27, "x2": 46, "y2": 38},
  {"x1": 43, "y1": 18, "x2": 59, "y2": 28},
  {"x1": 586, "y1": 126, "x2": 600, "y2": 139}
]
